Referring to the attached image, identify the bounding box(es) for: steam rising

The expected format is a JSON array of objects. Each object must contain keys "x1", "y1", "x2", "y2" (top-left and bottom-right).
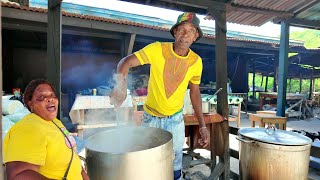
[{"x1": 82, "y1": 73, "x2": 135, "y2": 139}]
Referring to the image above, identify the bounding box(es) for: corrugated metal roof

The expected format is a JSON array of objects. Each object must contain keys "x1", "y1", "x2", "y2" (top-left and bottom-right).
[
  {"x1": 1, "y1": 0, "x2": 306, "y2": 47},
  {"x1": 228, "y1": 0, "x2": 320, "y2": 27},
  {"x1": 117, "y1": 0, "x2": 320, "y2": 29}
]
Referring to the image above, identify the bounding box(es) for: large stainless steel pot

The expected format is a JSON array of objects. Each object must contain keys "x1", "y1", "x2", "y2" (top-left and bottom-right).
[
  {"x1": 86, "y1": 126, "x2": 173, "y2": 180},
  {"x1": 238, "y1": 127, "x2": 312, "y2": 180}
]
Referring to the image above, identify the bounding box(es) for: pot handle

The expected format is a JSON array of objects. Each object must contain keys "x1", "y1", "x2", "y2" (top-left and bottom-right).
[
  {"x1": 265, "y1": 125, "x2": 276, "y2": 135},
  {"x1": 236, "y1": 136, "x2": 255, "y2": 143}
]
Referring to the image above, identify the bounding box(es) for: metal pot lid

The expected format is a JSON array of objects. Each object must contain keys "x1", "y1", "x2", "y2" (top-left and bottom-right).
[{"x1": 238, "y1": 128, "x2": 312, "y2": 146}]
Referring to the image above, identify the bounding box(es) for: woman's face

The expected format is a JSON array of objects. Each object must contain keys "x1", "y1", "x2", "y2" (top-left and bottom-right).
[{"x1": 28, "y1": 84, "x2": 58, "y2": 121}]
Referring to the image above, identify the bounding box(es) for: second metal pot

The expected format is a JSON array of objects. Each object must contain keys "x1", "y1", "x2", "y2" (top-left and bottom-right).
[{"x1": 238, "y1": 128, "x2": 312, "y2": 180}]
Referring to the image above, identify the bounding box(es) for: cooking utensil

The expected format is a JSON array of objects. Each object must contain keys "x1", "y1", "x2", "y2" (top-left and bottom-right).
[
  {"x1": 202, "y1": 88, "x2": 223, "y2": 113},
  {"x1": 206, "y1": 88, "x2": 223, "y2": 102}
]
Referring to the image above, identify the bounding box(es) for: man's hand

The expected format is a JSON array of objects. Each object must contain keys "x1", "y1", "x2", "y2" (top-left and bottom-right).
[
  {"x1": 110, "y1": 88, "x2": 127, "y2": 108},
  {"x1": 198, "y1": 127, "x2": 209, "y2": 148}
]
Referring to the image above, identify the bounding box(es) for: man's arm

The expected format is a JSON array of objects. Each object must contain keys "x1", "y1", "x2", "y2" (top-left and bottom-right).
[
  {"x1": 117, "y1": 54, "x2": 141, "y2": 77},
  {"x1": 189, "y1": 82, "x2": 209, "y2": 147},
  {"x1": 110, "y1": 54, "x2": 141, "y2": 107}
]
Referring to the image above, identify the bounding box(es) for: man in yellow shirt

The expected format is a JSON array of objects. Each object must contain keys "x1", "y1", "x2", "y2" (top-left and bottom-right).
[{"x1": 111, "y1": 12, "x2": 208, "y2": 180}]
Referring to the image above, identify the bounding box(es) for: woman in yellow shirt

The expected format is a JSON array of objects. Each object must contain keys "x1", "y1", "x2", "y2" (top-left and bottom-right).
[{"x1": 4, "y1": 79, "x2": 89, "y2": 180}]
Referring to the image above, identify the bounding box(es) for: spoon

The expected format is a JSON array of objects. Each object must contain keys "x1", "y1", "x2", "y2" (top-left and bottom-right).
[{"x1": 206, "y1": 88, "x2": 223, "y2": 102}]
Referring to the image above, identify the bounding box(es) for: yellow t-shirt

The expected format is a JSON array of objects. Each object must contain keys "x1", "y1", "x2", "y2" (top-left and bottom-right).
[
  {"x1": 3, "y1": 113, "x2": 83, "y2": 180},
  {"x1": 134, "y1": 42, "x2": 202, "y2": 116}
]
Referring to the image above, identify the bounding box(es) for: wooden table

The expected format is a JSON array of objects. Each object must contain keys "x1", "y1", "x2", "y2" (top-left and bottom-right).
[
  {"x1": 256, "y1": 110, "x2": 289, "y2": 117},
  {"x1": 249, "y1": 113, "x2": 287, "y2": 130},
  {"x1": 259, "y1": 92, "x2": 305, "y2": 110}
]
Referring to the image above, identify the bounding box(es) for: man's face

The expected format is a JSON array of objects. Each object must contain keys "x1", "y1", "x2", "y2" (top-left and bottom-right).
[{"x1": 173, "y1": 22, "x2": 199, "y2": 48}]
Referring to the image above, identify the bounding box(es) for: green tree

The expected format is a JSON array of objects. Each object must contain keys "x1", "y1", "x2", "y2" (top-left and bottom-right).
[
  {"x1": 290, "y1": 29, "x2": 320, "y2": 49},
  {"x1": 248, "y1": 29, "x2": 320, "y2": 96}
]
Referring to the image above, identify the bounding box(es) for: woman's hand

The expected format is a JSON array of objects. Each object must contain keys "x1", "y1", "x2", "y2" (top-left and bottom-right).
[{"x1": 198, "y1": 126, "x2": 209, "y2": 148}]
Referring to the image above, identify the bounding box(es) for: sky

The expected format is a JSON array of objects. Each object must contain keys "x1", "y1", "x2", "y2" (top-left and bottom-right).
[{"x1": 63, "y1": 0, "x2": 305, "y2": 38}]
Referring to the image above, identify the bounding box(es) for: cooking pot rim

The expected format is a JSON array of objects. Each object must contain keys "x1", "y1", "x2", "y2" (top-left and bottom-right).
[
  {"x1": 238, "y1": 128, "x2": 312, "y2": 146},
  {"x1": 85, "y1": 126, "x2": 173, "y2": 154}
]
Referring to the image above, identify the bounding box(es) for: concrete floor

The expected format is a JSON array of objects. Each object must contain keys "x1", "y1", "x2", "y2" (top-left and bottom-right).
[{"x1": 183, "y1": 112, "x2": 320, "y2": 180}]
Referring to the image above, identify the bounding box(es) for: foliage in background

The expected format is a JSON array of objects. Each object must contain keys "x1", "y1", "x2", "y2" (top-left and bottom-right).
[
  {"x1": 290, "y1": 29, "x2": 320, "y2": 49},
  {"x1": 288, "y1": 29, "x2": 320, "y2": 57},
  {"x1": 248, "y1": 73, "x2": 319, "y2": 97},
  {"x1": 248, "y1": 29, "x2": 320, "y2": 96}
]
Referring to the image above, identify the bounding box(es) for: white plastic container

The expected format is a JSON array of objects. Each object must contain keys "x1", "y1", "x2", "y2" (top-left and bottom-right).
[{"x1": 183, "y1": 89, "x2": 193, "y2": 115}]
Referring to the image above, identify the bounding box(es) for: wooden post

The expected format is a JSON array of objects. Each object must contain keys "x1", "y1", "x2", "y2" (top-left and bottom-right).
[
  {"x1": 121, "y1": 33, "x2": 136, "y2": 57},
  {"x1": 252, "y1": 60, "x2": 256, "y2": 98},
  {"x1": 288, "y1": 78, "x2": 292, "y2": 93},
  {"x1": 299, "y1": 73, "x2": 302, "y2": 93},
  {"x1": 312, "y1": 77, "x2": 316, "y2": 92},
  {"x1": 0, "y1": 5, "x2": 4, "y2": 179},
  {"x1": 309, "y1": 68, "x2": 314, "y2": 100},
  {"x1": 265, "y1": 75, "x2": 269, "y2": 92},
  {"x1": 47, "y1": 0, "x2": 62, "y2": 118},
  {"x1": 276, "y1": 21, "x2": 290, "y2": 117},
  {"x1": 121, "y1": 33, "x2": 136, "y2": 90},
  {"x1": 273, "y1": 56, "x2": 278, "y2": 92},
  {"x1": 208, "y1": 4, "x2": 230, "y2": 179}
]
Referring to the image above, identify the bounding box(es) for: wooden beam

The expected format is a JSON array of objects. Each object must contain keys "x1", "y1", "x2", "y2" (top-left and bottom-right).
[
  {"x1": 292, "y1": 0, "x2": 320, "y2": 16},
  {"x1": 273, "y1": 56, "x2": 278, "y2": 92},
  {"x1": 49, "y1": 0, "x2": 63, "y2": 9},
  {"x1": 208, "y1": 162, "x2": 225, "y2": 180},
  {"x1": 0, "y1": 5, "x2": 4, "y2": 179},
  {"x1": 209, "y1": 4, "x2": 230, "y2": 179},
  {"x1": 313, "y1": 78, "x2": 316, "y2": 92},
  {"x1": 299, "y1": 73, "x2": 302, "y2": 93},
  {"x1": 276, "y1": 21, "x2": 290, "y2": 117},
  {"x1": 47, "y1": 1, "x2": 62, "y2": 118},
  {"x1": 229, "y1": 149, "x2": 239, "y2": 159},
  {"x1": 285, "y1": 18, "x2": 320, "y2": 30},
  {"x1": 121, "y1": 33, "x2": 136, "y2": 61},
  {"x1": 265, "y1": 75, "x2": 269, "y2": 92},
  {"x1": 126, "y1": 33, "x2": 136, "y2": 56},
  {"x1": 309, "y1": 68, "x2": 314, "y2": 99},
  {"x1": 63, "y1": 27, "x2": 123, "y2": 40},
  {"x1": 252, "y1": 61, "x2": 256, "y2": 98},
  {"x1": 288, "y1": 78, "x2": 292, "y2": 92}
]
